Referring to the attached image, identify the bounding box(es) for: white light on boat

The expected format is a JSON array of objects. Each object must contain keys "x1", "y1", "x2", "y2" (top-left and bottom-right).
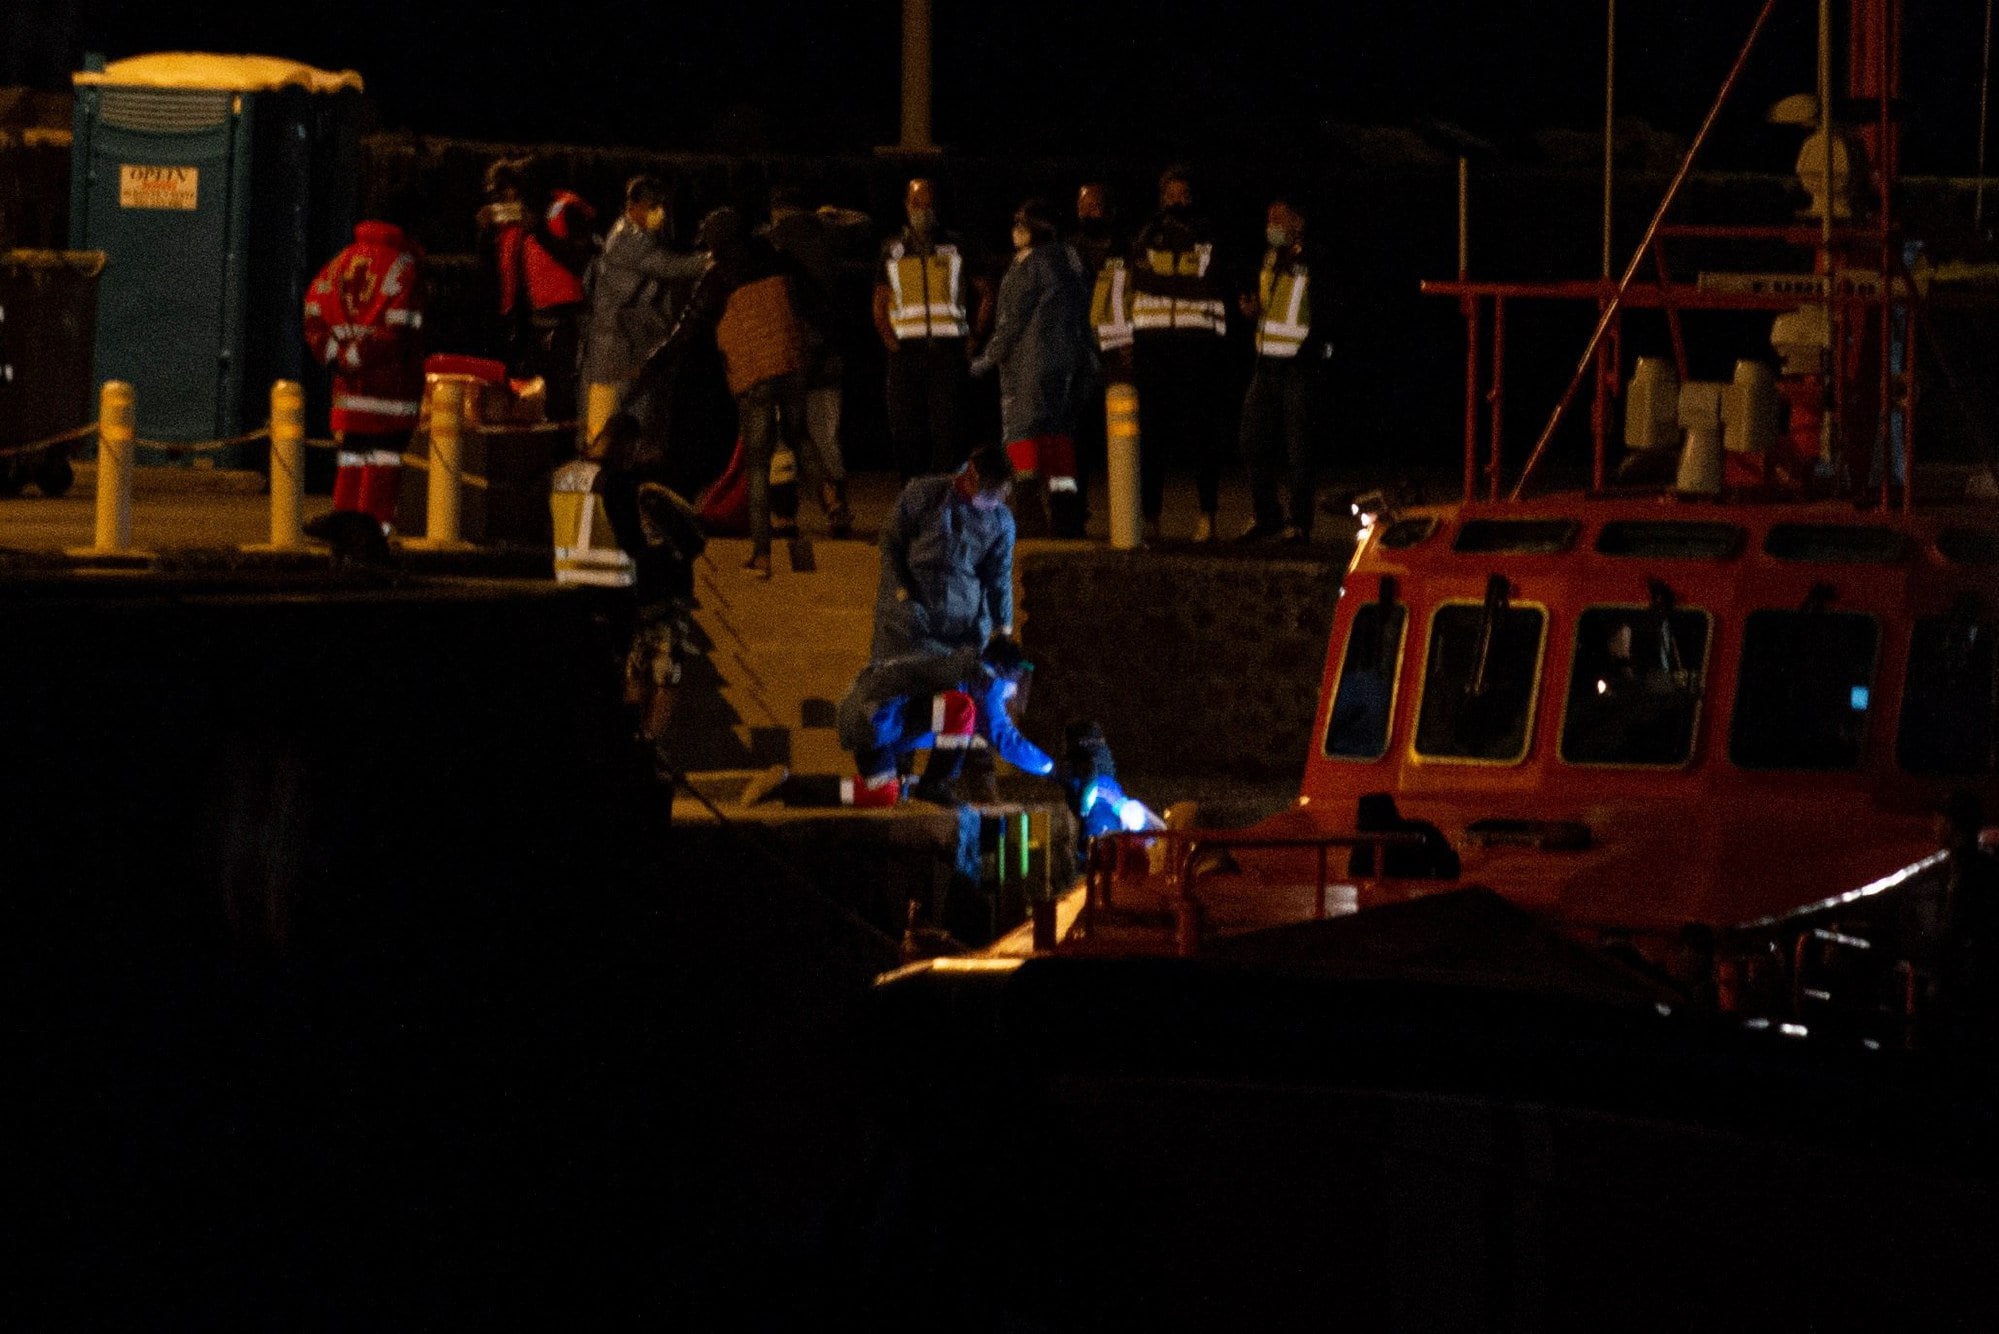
[{"x1": 1596, "y1": 678, "x2": 1609, "y2": 695}]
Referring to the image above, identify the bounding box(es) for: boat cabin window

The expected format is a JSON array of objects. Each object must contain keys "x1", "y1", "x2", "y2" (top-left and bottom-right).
[
  {"x1": 1452, "y1": 519, "x2": 1579, "y2": 555},
  {"x1": 1377, "y1": 517, "x2": 1438, "y2": 550},
  {"x1": 1729, "y1": 610, "x2": 1879, "y2": 769},
  {"x1": 1559, "y1": 606, "x2": 1712, "y2": 766},
  {"x1": 1938, "y1": 529, "x2": 1999, "y2": 566},
  {"x1": 1414, "y1": 600, "x2": 1547, "y2": 763},
  {"x1": 1898, "y1": 614, "x2": 1998, "y2": 775},
  {"x1": 1763, "y1": 524, "x2": 1909, "y2": 564},
  {"x1": 1325, "y1": 600, "x2": 1407, "y2": 760},
  {"x1": 1594, "y1": 521, "x2": 1745, "y2": 560}
]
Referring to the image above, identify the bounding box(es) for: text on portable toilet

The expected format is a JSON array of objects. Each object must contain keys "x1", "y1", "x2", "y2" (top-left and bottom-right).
[{"x1": 118, "y1": 166, "x2": 199, "y2": 211}]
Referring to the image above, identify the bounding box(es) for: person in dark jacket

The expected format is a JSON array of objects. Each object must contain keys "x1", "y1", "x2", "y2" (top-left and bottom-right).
[
  {"x1": 616, "y1": 206, "x2": 829, "y2": 577},
  {"x1": 581, "y1": 176, "x2": 709, "y2": 429},
  {"x1": 872, "y1": 443, "x2": 1016, "y2": 660},
  {"x1": 971, "y1": 198, "x2": 1095, "y2": 537},
  {"x1": 1129, "y1": 165, "x2": 1232, "y2": 542},
  {"x1": 836, "y1": 636, "x2": 1054, "y2": 806}
]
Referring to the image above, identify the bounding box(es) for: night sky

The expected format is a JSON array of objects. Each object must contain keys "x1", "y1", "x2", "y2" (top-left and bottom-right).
[{"x1": 14, "y1": 1, "x2": 1991, "y2": 171}]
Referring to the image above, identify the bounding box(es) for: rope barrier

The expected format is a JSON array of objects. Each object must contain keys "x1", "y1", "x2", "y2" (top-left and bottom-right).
[
  {"x1": 2, "y1": 412, "x2": 580, "y2": 495},
  {"x1": 133, "y1": 428, "x2": 270, "y2": 454},
  {"x1": 0, "y1": 422, "x2": 99, "y2": 460}
]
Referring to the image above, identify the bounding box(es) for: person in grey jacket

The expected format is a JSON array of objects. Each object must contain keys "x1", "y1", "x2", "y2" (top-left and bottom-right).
[
  {"x1": 872, "y1": 443, "x2": 1016, "y2": 661},
  {"x1": 580, "y1": 176, "x2": 708, "y2": 420},
  {"x1": 971, "y1": 198, "x2": 1095, "y2": 536}
]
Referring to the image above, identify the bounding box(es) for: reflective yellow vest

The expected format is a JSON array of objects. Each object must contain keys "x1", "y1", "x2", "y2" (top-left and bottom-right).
[
  {"x1": 1090, "y1": 257, "x2": 1134, "y2": 352},
  {"x1": 1130, "y1": 242, "x2": 1226, "y2": 336},
  {"x1": 883, "y1": 238, "x2": 970, "y2": 340},
  {"x1": 1254, "y1": 251, "x2": 1312, "y2": 358}
]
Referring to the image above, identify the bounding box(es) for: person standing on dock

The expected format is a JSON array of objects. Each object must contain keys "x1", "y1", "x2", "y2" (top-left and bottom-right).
[
  {"x1": 1128, "y1": 165, "x2": 1231, "y2": 543},
  {"x1": 970, "y1": 198, "x2": 1094, "y2": 539},
  {"x1": 873, "y1": 178, "x2": 994, "y2": 481},
  {"x1": 1235, "y1": 195, "x2": 1332, "y2": 545},
  {"x1": 302, "y1": 205, "x2": 427, "y2": 538}
]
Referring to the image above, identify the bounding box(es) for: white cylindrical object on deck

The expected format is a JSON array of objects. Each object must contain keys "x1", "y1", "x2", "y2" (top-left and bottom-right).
[
  {"x1": 267, "y1": 380, "x2": 305, "y2": 548},
  {"x1": 425, "y1": 378, "x2": 465, "y2": 545},
  {"x1": 94, "y1": 380, "x2": 134, "y2": 552}
]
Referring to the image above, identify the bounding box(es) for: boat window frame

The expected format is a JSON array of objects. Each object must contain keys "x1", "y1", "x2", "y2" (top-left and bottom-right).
[
  {"x1": 1593, "y1": 520, "x2": 1747, "y2": 561},
  {"x1": 1555, "y1": 601, "x2": 1715, "y2": 770},
  {"x1": 1322, "y1": 596, "x2": 1411, "y2": 763},
  {"x1": 1762, "y1": 523, "x2": 1910, "y2": 565},
  {"x1": 1727, "y1": 606, "x2": 1883, "y2": 772},
  {"x1": 1896, "y1": 610, "x2": 1999, "y2": 777},
  {"x1": 1410, "y1": 595, "x2": 1550, "y2": 767},
  {"x1": 1451, "y1": 518, "x2": 1581, "y2": 555}
]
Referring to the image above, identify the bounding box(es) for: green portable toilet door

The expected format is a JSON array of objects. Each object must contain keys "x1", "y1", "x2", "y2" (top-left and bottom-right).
[{"x1": 85, "y1": 111, "x2": 238, "y2": 444}]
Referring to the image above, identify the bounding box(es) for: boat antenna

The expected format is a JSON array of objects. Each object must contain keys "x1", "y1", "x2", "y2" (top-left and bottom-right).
[
  {"x1": 1509, "y1": 0, "x2": 1782, "y2": 501},
  {"x1": 1603, "y1": 0, "x2": 1616, "y2": 280},
  {"x1": 1979, "y1": 0, "x2": 1994, "y2": 233}
]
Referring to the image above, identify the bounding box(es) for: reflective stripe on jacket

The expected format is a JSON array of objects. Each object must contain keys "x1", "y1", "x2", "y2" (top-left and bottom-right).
[
  {"x1": 1130, "y1": 241, "x2": 1226, "y2": 335},
  {"x1": 883, "y1": 239, "x2": 970, "y2": 340},
  {"x1": 304, "y1": 221, "x2": 426, "y2": 436},
  {"x1": 1090, "y1": 257, "x2": 1134, "y2": 352},
  {"x1": 1255, "y1": 250, "x2": 1313, "y2": 358}
]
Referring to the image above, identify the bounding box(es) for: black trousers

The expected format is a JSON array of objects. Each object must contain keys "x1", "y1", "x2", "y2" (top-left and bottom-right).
[
  {"x1": 1133, "y1": 333, "x2": 1228, "y2": 519},
  {"x1": 886, "y1": 339, "x2": 971, "y2": 480},
  {"x1": 1241, "y1": 356, "x2": 1330, "y2": 533}
]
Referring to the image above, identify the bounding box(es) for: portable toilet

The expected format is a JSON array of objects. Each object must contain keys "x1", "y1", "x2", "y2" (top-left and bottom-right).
[{"x1": 68, "y1": 53, "x2": 364, "y2": 466}]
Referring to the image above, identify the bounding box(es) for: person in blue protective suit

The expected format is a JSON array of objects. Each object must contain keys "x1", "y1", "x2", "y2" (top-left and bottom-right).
[
  {"x1": 872, "y1": 443, "x2": 1017, "y2": 660},
  {"x1": 1062, "y1": 720, "x2": 1165, "y2": 855},
  {"x1": 835, "y1": 635, "x2": 1053, "y2": 807}
]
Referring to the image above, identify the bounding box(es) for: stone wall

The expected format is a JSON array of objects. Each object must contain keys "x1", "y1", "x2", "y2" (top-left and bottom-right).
[{"x1": 1018, "y1": 549, "x2": 1344, "y2": 789}]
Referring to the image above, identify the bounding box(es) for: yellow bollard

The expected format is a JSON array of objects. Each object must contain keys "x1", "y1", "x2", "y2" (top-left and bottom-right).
[
  {"x1": 408, "y1": 378, "x2": 471, "y2": 549},
  {"x1": 92, "y1": 380, "x2": 135, "y2": 553},
  {"x1": 262, "y1": 380, "x2": 305, "y2": 549},
  {"x1": 1105, "y1": 381, "x2": 1142, "y2": 550},
  {"x1": 584, "y1": 382, "x2": 620, "y2": 451}
]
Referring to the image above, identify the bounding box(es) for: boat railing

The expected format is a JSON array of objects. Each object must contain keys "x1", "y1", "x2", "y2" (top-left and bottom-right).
[{"x1": 1082, "y1": 829, "x2": 1424, "y2": 957}]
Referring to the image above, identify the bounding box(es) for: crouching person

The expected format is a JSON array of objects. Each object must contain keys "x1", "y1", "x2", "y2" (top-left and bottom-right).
[
  {"x1": 747, "y1": 637, "x2": 1054, "y2": 810},
  {"x1": 841, "y1": 635, "x2": 1053, "y2": 807}
]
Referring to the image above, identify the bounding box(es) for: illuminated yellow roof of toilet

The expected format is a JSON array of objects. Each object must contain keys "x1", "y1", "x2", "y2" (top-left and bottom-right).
[{"x1": 73, "y1": 53, "x2": 363, "y2": 94}]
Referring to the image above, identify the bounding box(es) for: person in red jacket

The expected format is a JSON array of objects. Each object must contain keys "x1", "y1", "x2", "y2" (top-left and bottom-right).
[
  {"x1": 302, "y1": 214, "x2": 427, "y2": 537},
  {"x1": 479, "y1": 157, "x2": 597, "y2": 423}
]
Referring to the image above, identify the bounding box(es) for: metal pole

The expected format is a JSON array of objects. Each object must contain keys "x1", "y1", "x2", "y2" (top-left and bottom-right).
[
  {"x1": 1820, "y1": 0, "x2": 1834, "y2": 256},
  {"x1": 1604, "y1": 0, "x2": 1616, "y2": 279},
  {"x1": 1509, "y1": 0, "x2": 1782, "y2": 501},
  {"x1": 1979, "y1": 0, "x2": 1993, "y2": 231},
  {"x1": 901, "y1": 0, "x2": 933, "y2": 151},
  {"x1": 1457, "y1": 156, "x2": 1470, "y2": 280}
]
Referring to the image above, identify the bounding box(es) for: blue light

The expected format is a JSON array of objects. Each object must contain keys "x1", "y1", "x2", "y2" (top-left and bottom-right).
[{"x1": 1850, "y1": 685, "x2": 1870, "y2": 712}]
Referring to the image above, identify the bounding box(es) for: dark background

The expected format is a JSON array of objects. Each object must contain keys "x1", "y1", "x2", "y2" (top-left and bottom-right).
[{"x1": 4, "y1": 0, "x2": 1992, "y2": 170}]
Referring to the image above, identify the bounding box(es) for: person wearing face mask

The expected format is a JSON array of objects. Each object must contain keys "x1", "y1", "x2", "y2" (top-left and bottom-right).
[
  {"x1": 1235, "y1": 196, "x2": 1333, "y2": 545},
  {"x1": 1069, "y1": 183, "x2": 1128, "y2": 539},
  {"x1": 580, "y1": 176, "x2": 710, "y2": 432},
  {"x1": 970, "y1": 199, "x2": 1094, "y2": 537},
  {"x1": 873, "y1": 178, "x2": 996, "y2": 481},
  {"x1": 1128, "y1": 165, "x2": 1232, "y2": 543}
]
